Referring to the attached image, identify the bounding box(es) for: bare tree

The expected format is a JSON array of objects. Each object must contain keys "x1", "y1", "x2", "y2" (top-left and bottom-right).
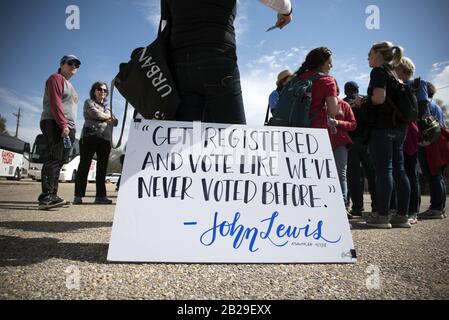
[{"x1": 0, "y1": 114, "x2": 8, "y2": 134}]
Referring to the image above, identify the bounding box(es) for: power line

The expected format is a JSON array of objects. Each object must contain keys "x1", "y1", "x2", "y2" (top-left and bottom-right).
[{"x1": 437, "y1": 84, "x2": 449, "y2": 91}]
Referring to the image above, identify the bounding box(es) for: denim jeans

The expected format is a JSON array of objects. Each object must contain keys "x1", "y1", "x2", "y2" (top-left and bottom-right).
[
  {"x1": 404, "y1": 152, "x2": 421, "y2": 214},
  {"x1": 171, "y1": 50, "x2": 246, "y2": 125},
  {"x1": 347, "y1": 137, "x2": 377, "y2": 213},
  {"x1": 333, "y1": 146, "x2": 349, "y2": 208},
  {"x1": 369, "y1": 129, "x2": 410, "y2": 216},
  {"x1": 418, "y1": 147, "x2": 447, "y2": 211}
]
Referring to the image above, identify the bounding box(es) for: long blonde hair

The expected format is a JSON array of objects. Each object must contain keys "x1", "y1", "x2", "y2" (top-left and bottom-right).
[{"x1": 371, "y1": 41, "x2": 404, "y2": 67}]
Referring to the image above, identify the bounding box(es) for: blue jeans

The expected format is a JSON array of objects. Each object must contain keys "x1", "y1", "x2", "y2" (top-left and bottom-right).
[
  {"x1": 171, "y1": 50, "x2": 246, "y2": 125},
  {"x1": 418, "y1": 147, "x2": 447, "y2": 211},
  {"x1": 404, "y1": 152, "x2": 421, "y2": 214},
  {"x1": 347, "y1": 137, "x2": 377, "y2": 213},
  {"x1": 369, "y1": 129, "x2": 410, "y2": 216},
  {"x1": 333, "y1": 146, "x2": 349, "y2": 208}
]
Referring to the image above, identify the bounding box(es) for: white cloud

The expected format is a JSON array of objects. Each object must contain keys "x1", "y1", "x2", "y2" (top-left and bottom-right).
[
  {"x1": 254, "y1": 40, "x2": 266, "y2": 48},
  {"x1": 241, "y1": 47, "x2": 308, "y2": 126},
  {"x1": 0, "y1": 88, "x2": 41, "y2": 114},
  {"x1": 235, "y1": 1, "x2": 251, "y2": 43},
  {"x1": 241, "y1": 70, "x2": 278, "y2": 126},
  {"x1": 134, "y1": 0, "x2": 160, "y2": 30},
  {"x1": 431, "y1": 65, "x2": 449, "y2": 106},
  {"x1": 0, "y1": 87, "x2": 43, "y2": 142},
  {"x1": 16, "y1": 126, "x2": 41, "y2": 145},
  {"x1": 431, "y1": 61, "x2": 449, "y2": 72},
  {"x1": 246, "y1": 47, "x2": 308, "y2": 71}
]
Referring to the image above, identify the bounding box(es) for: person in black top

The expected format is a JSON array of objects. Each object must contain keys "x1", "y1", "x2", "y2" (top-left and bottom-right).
[
  {"x1": 161, "y1": 0, "x2": 293, "y2": 125},
  {"x1": 345, "y1": 81, "x2": 377, "y2": 217},
  {"x1": 361, "y1": 41, "x2": 411, "y2": 229}
]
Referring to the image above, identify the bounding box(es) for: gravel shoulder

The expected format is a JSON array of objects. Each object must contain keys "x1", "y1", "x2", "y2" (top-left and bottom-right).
[{"x1": 0, "y1": 180, "x2": 448, "y2": 300}]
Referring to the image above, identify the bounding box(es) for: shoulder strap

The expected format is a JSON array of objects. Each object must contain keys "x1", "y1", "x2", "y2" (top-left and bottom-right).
[
  {"x1": 412, "y1": 77, "x2": 422, "y2": 91},
  {"x1": 264, "y1": 104, "x2": 271, "y2": 125},
  {"x1": 159, "y1": 0, "x2": 171, "y2": 40},
  {"x1": 380, "y1": 65, "x2": 399, "y2": 83},
  {"x1": 109, "y1": 78, "x2": 128, "y2": 149},
  {"x1": 305, "y1": 72, "x2": 323, "y2": 82}
]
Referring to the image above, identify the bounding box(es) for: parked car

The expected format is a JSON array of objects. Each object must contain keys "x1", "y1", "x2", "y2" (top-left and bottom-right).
[{"x1": 105, "y1": 173, "x2": 121, "y2": 184}]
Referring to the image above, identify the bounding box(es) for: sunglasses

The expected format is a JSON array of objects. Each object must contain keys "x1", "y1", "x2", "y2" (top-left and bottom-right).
[
  {"x1": 67, "y1": 61, "x2": 80, "y2": 68},
  {"x1": 96, "y1": 88, "x2": 108, "y2": 93}
]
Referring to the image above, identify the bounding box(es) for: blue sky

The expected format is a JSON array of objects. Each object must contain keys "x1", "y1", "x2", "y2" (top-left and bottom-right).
[{"x1": 1, "y1": 0, "x2": 449, "y2": 145}]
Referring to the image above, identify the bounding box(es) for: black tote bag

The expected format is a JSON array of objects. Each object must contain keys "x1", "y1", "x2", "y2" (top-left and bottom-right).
[{"x1": 110, "y1": 18, "x2": 179, "y2": 148}]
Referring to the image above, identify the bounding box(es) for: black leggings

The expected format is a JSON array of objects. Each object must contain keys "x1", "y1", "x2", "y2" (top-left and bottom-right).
[
  {"x1": 75, "y1": 136, "x2": 111, "y2": 198},
  {"x1": 171, "y1": 50, "x2": 246, "y2": 125},
  {"x1": 38, "y1": 120, "x2": 75, "y2": 201}
]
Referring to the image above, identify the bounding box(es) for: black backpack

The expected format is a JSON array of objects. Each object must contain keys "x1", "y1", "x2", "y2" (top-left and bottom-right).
[
  {"x1": 265, "y1": 73, "x2": 322, "y2": 128},
  {"x1": 383, "y1": 67, "x2": 419, "y2": 124},
  {"x1": 384, "y1": 69, "x2": 441, "y2": 144}
]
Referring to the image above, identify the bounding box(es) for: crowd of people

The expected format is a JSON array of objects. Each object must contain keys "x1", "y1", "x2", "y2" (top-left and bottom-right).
[
  {"x1": 36, "y1": 0, "x2": 448, "y2": 231},
  {"x1": 269, "y1": 42, "x2": 448, "y2": 229}
]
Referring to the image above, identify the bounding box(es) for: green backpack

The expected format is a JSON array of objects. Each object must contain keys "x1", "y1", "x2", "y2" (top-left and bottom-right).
[{"x1": 265, "y1": 73, "x2": 322, "y2": 128}]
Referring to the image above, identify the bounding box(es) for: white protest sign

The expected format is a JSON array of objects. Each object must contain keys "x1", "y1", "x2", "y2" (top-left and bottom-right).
[{"x1": 107, "y1": 120, "x2": 356, "y2": 263}]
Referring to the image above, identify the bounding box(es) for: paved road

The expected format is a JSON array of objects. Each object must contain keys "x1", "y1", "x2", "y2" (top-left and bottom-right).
[{"x1": 0, "y1": 179, "x2": 448, "y2": 300}]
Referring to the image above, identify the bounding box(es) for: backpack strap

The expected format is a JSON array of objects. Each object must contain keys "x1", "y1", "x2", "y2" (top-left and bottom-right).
[
  {"x1": 305, "y1": 72, "x2": 324, "y2": 123},
  {"x1": 109, "y1": 78, "x2": 128, "y2": 149},
  {"x1": 264, "y1": 104, "x2": 271, "y2": 125},
  {"x1": 305, "y1": 72, "x2": 324, "y2": 124},
  {"x1": 306, "y1": 72, "x2": 324, "y2": 82},
  {"x1": 377, "y1": 65, "x2": 402, "y2": 125},
  {"x1": 412, "y1": 77, "x2": 421, "y2": 91}
]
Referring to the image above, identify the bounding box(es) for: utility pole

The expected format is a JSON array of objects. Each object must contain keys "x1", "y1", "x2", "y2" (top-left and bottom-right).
[{"x1": 12, "y1": 107, "x2": 21, "y2": 138}]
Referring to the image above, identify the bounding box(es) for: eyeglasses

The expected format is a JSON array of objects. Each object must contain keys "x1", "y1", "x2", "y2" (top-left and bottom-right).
[
  {"x1": 67, "y1": 61, "x2": 80, "y2": 68},
  {"x1": 96, "y1": 88, "x2": 108, "y2": 93}
]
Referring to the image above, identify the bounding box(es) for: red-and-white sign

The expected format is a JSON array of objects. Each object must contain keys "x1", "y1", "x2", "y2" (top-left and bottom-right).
[{"x1": 2, "y1": 150, "x2": 14, "y2": 165}]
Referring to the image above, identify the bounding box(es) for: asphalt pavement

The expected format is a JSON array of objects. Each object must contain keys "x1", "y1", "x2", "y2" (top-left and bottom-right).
[{"x1": 0, "y1": 179, "x2": 448, "y2": 300}]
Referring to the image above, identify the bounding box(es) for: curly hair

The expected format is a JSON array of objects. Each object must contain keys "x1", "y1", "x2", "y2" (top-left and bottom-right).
[{"x1": 297, "y1": 47, "x2": 333, "y2": 76}]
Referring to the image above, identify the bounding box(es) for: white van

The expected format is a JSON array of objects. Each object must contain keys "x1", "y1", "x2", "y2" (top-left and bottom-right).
[
  {"x1": 29, "y1": 134, "x2": 96, "y2": 183},
  {"x1": 0, "y1": 133, "x2": 30, "y2": 180}
]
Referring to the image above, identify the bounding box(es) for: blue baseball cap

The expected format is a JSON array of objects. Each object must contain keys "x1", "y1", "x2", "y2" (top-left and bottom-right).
[
  {"x1": 344, "y1": 81, "x2": 359, "y2": 93},
  {"x1": 60, "y1": 55, "x2": 81, "y2": 66}
]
